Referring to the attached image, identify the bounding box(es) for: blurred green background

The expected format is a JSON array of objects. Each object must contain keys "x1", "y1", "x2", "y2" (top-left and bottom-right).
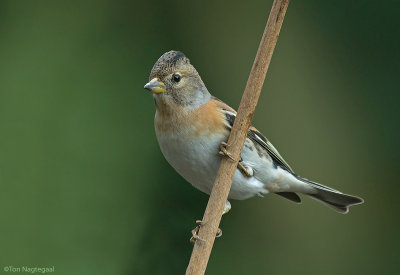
[{"x1": 0, "y1": 0, "x2": 399, "y2": 274}]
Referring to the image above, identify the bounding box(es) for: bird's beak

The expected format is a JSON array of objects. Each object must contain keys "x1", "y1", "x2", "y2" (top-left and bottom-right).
[{"x1": 144, "y1": 78, "x2": 166, "y2": 94}]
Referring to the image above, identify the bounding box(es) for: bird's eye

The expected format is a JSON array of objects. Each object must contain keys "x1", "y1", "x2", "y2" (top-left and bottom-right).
[{"x1": 172, "y1": 73, "x2": 181, "y2": 82}]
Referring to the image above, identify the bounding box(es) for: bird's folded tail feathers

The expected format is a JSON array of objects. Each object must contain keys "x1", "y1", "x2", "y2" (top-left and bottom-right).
[
  {"x1": 275, "y1": 192, "x2": 301, "y2": 203},
  {"x1": 298, "y1": 177, "x2": 364, "y2": 214}
]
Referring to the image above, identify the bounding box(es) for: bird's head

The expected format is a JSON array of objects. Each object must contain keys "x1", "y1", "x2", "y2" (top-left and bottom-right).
[{"x1": 144, "y1": 51, "x2": 210, "y2": 108}]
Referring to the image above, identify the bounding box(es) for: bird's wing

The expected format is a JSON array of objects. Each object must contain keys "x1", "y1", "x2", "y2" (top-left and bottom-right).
[
  {"x1": 247, "y1": 126, "x2": 294, "y2": 173},
  {"x1": 212, "y1": 97, "x2": 294, "y2": 173}
]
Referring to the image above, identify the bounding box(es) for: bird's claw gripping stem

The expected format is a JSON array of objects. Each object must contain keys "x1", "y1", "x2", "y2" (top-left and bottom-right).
[
  {"x1": 190, "y1": 220, "x2": 223, "y2": 244},
  {"x1": 190, "y1": 220, "x2": 206, "y2": 244},
  {"x1": 219, "y1": 142, "x2": 253, "y2": 177},
  {"x1": 219, "y1": 142, "x2": 237, "y2": 162}
]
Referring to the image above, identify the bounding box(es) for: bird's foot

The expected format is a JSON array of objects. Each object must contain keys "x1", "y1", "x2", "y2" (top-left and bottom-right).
[
  {"x1": 216, "y1": 228, "x2": 223, "y2": 238},
  {"x1": 223, "y1": 200, "x2": 231, "y2": 215},
  {"x1": 238, "y1": 160, "x2": 254, "y2": 177},
  {"x1": 219, "y1": 142, "x2": 237, "y2": 162},
  {"x1": 219, "y1": 142, "x2": 253, "y2": 177},
  {"x1": 189, "y1": 220, "x2": 223, "y2": 244},
  {"x1": 190, "y1": 220, "x2": 206, "y2": 244}
]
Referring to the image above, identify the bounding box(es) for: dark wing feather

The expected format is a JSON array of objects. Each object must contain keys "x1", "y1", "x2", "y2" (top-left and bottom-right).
[
  {"x1": 247, "y1": 128, "x2": 294, "y2": 173},
  {"x1": 220, "y1": 107, "x2": 294, "y2": 173}
]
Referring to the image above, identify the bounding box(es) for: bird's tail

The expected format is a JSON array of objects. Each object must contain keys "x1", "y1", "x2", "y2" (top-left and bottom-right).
[{"x1": 299, "y1": 177, "x2": 364, "y2": 214}]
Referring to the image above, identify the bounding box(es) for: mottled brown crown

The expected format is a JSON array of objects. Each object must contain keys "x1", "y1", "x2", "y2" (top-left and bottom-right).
[{"x1": 149, "y1": 50, "x2": 194, "y2": 80}]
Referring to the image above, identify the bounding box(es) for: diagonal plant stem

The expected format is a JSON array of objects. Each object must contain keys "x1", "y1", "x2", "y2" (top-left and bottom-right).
[{"x1": 185, "y1": 0, "x2": 290, "y2": 274}]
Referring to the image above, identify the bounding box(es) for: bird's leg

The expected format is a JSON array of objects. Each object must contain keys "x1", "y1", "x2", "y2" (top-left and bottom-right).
[
  {"x1": 190, "y1": 201, "x2": 231, "y2": 243},
  {"x1": 190, "y1": 220, "x2": 206, "y2": 244},
  {"x1": 219, "y1": 141, "x2": 237, "y2": 162},
  {"x1": 216, "y1": 228, "x2": 223, "y2": 238},
  {"x1": 220, "y1": 142, "x2": 253, "y2": 178},
  {"x1": 214, "y1": 200, "x2": 232, "y2": 238},
  {"x1": 237, "y1": 158, "x2": 254, "y2": 177},
  {"x1": 190, "y1": 220, "x2": 224, "y2": 244},
  {"x1": 223, "y1": 200, "x2": 231, "y2": 215}
]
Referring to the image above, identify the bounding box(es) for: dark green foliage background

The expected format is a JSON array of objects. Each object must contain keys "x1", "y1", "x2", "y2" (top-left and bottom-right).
[{"x1": 0, "y1": 1, "x2": 399, "y2": 274}]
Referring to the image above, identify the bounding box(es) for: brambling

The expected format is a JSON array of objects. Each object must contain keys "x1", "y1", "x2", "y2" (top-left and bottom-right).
[{"x1": 144, "y1": 50, "x2": 364, "y2": 217}]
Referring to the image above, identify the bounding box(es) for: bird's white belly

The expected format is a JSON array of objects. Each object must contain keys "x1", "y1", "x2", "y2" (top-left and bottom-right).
[{"x1": 155, "y1": 130, "x2": 268, "y2": 200}]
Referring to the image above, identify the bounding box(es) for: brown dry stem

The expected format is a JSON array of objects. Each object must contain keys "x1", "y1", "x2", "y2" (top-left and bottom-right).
[{"x1": 185, "y1": 1, "x2": 290, "y2": 274}]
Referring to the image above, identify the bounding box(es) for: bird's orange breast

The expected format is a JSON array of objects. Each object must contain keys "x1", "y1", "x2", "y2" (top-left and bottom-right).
[{"x1": 155, "y1": 99, "x2": 229, "y2": 138}]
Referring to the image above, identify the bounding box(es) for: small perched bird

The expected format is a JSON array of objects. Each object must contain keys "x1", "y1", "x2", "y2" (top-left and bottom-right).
[{"x1": 144, "y1": 50, "x2": 363, "y2": 216}]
